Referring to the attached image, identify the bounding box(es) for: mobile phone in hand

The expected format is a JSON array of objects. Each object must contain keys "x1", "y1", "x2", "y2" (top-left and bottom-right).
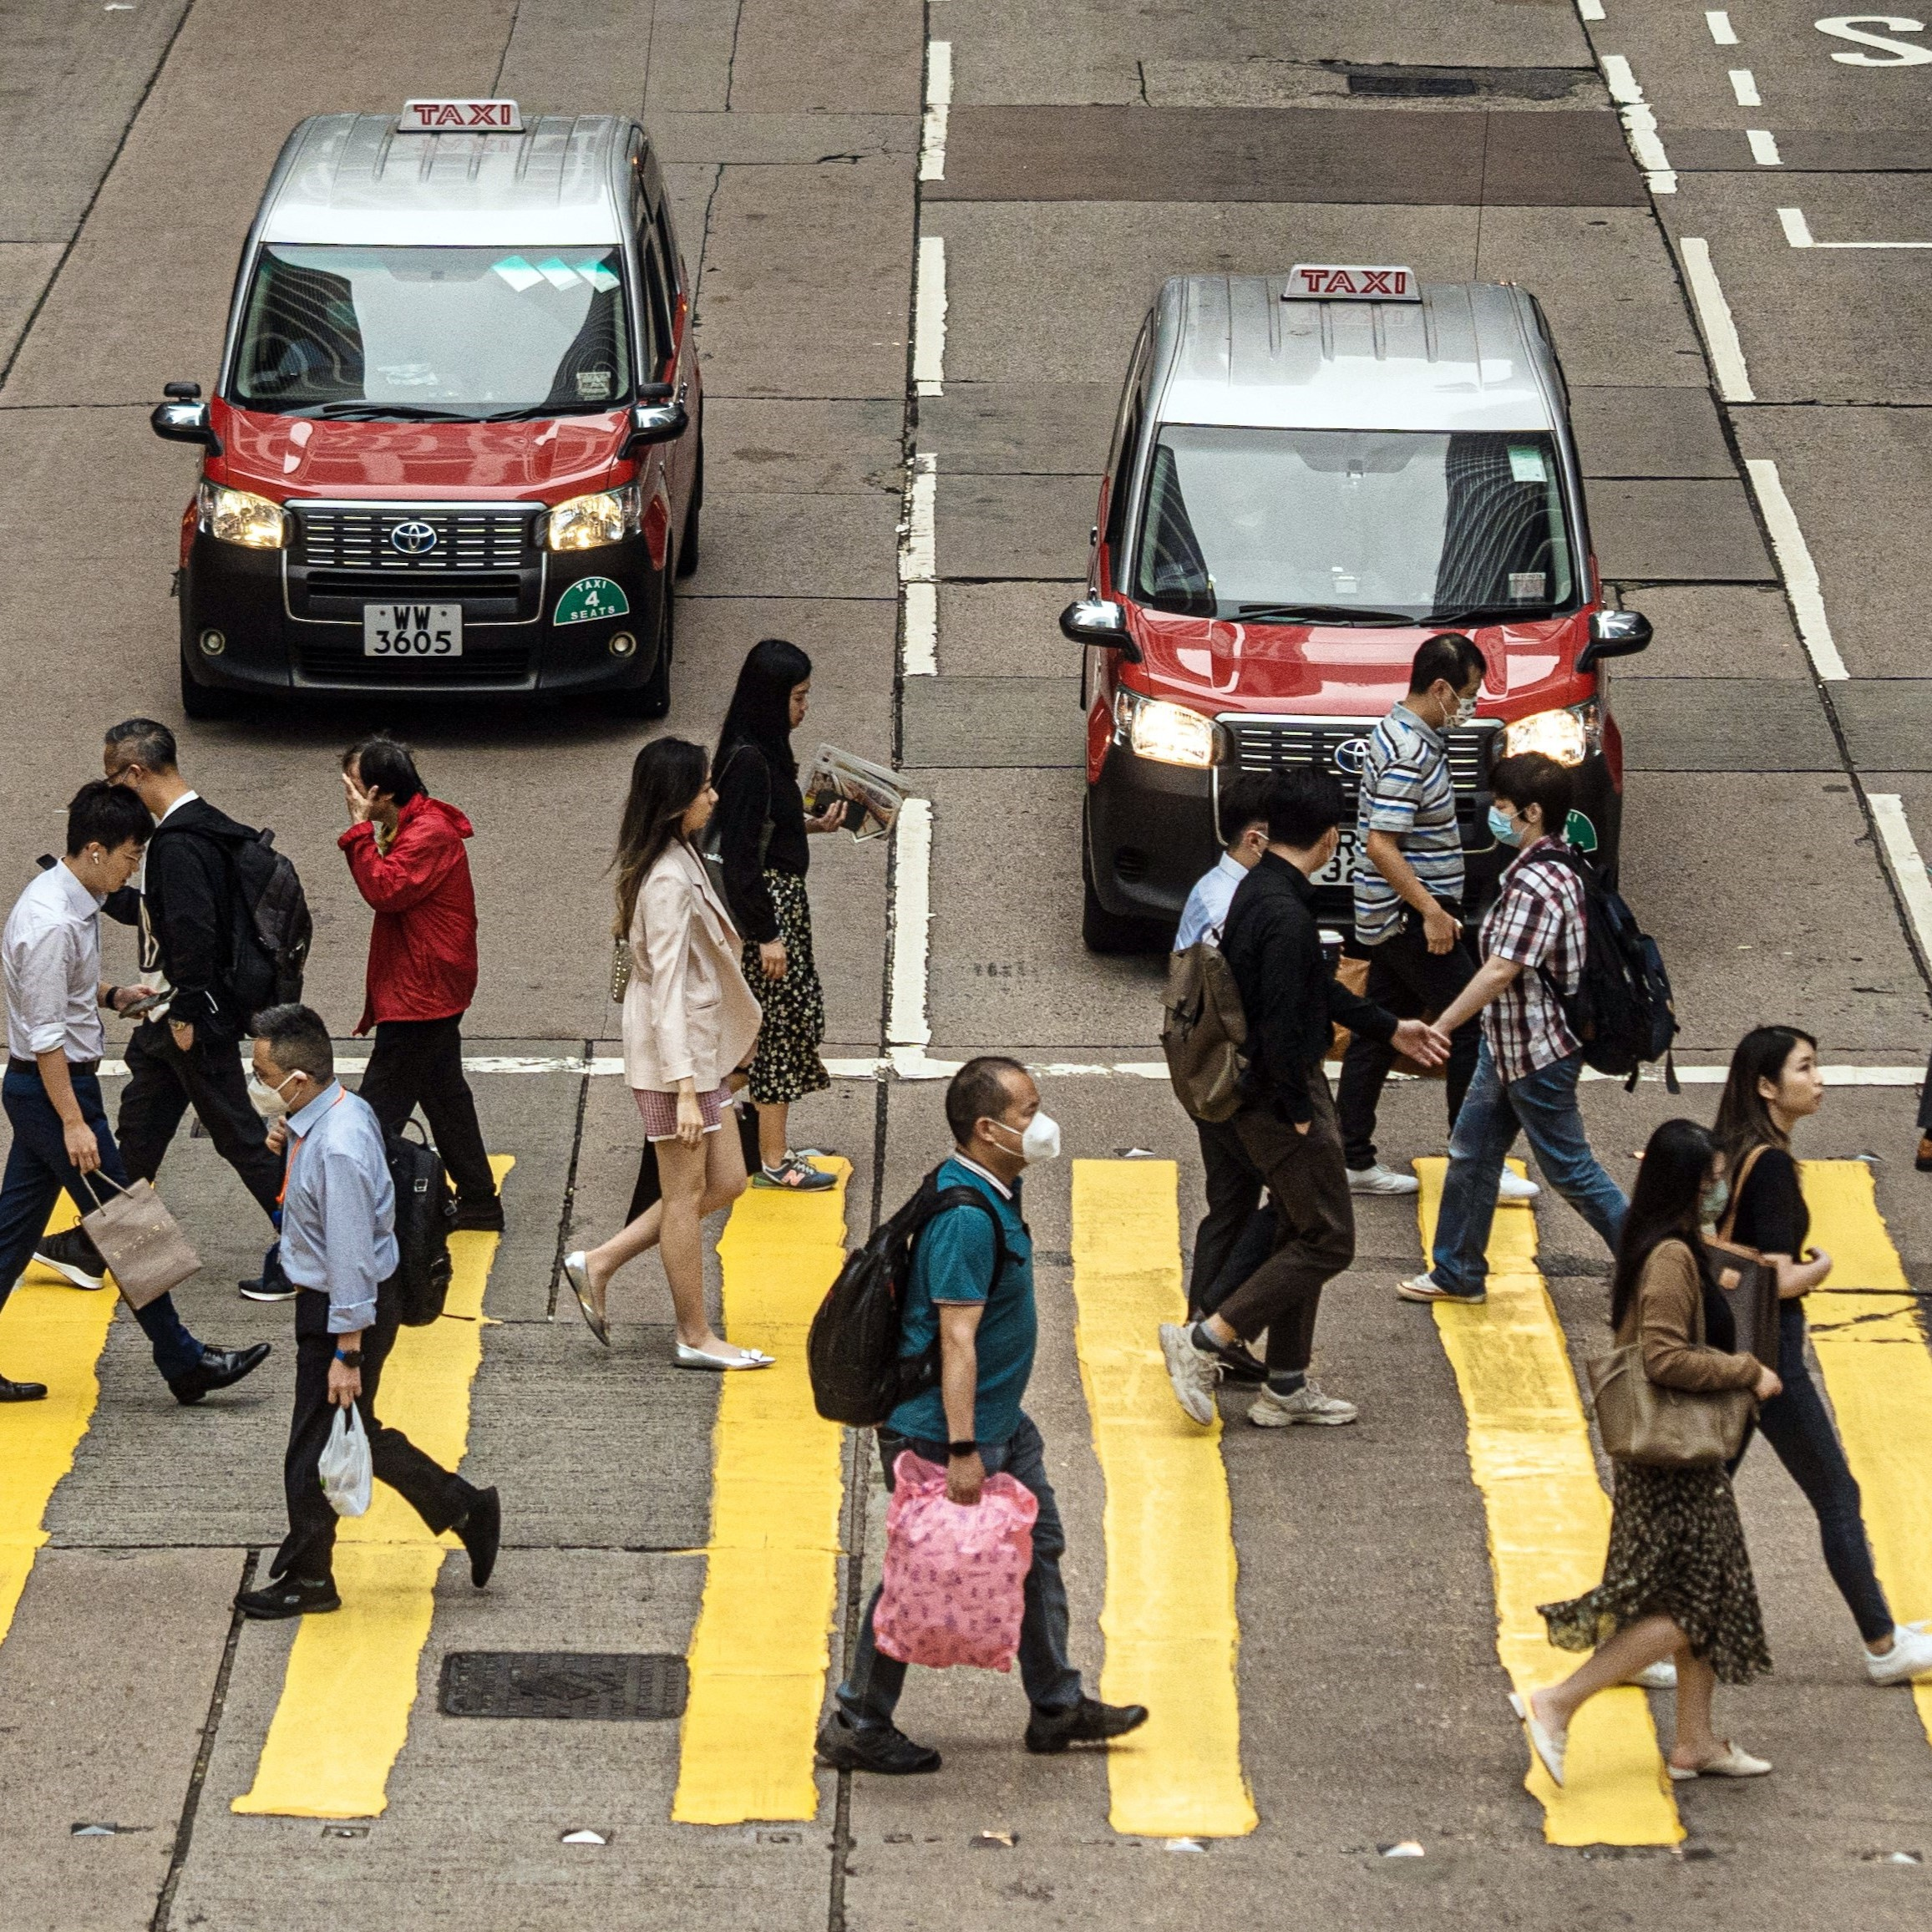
[{"x1": 120, "y1": 990, "x2": 169, "y2": 1019}]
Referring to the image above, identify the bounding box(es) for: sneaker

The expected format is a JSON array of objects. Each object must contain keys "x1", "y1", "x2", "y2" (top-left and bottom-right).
[
  {"x1": 32, "y1": 1228, "x2": 106, "y2": 1290},
  {"x1": 236, "y1": 1575, "x2": 341, "y2": 1620},
  {"x1": 1630, "y1": 1658, "x2": 1677, "y2": 1690},
  {"x1": 814, "y1": 1711, "x2": 941, "y2": 1775},
  {"x1": 752, "y1": 1154, "x2": 837, "y2": 1192},
  {"x1": 1397, "y1": 1271, "x2": 1486, "y2": 1306},
  {"x1": 1159, "y1": 1321, "x2": 1221, "y2": 1426},
  {"x1": 1249, "y1": 1379, "x2": 1357, "y2": 1427},
  {"x1": 1024, "y1": 1696, "x2": 1149, "y2": 1754},
  {"x1": 238, "y1": 1275, "x2": 299, "y2": 1302},
  {"x1": 1865, "y1": 1622, "x2": 1932, "y2": 1686},
  {"x1": 1347, "y1": 1164, "x2": 1421, "y2": 1197},
  {"x1": 1498, "y1": 1169, "x2": 1541, "y2": 1202}
]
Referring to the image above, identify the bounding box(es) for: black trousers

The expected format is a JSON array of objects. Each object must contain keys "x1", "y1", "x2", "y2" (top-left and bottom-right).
[
  {"x1": 1335, "y1": 917, "x2": 1482, "y2": 1172},
  {"x1": 356, "y1": 1015, "x2": 495, "y2": 1204},
  {"x1": 1189, "y1": 1117, "x2": 1266, "y2": 1318},
  {"x1": 273, "y1": 1288, "x2": 479, "y2": 1584},
  {"x1": 116, "y1": 1019, "x2": 284, "y2": 1217}
]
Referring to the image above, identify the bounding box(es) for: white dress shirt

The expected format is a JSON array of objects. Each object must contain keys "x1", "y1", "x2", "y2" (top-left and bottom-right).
[
  {"x1": 3, "y1": 860, "x2": 106, "y2": 1063},
  {"x1": 1174, "y1": 850, "x2": 1250, "y2": 951}
]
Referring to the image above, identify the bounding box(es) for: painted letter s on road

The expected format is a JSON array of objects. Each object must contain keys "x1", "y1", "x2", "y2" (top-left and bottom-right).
[{"x1": 1814, "y1": 15, "x2": 1932, "y2": 63}]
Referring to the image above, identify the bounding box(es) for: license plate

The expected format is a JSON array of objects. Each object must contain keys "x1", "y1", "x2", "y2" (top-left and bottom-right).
[
  {"x1": 363, "y1": 603, "x2": 462, "y2": 657},
  {"x1": 1312, "y1": 829, "x2": 1356, "y2": 886}
]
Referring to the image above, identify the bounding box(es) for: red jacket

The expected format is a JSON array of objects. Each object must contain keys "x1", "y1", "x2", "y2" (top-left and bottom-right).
[{"x1": 339, "y1": 795, "x2": 479, "y2": 1032}]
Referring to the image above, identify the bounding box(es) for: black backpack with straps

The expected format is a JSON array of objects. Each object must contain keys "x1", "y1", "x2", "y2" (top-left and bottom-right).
[
  {"x1": 378, "y1": 1121, "x2": 459, "y2": 1327},
  {"x1": 807, "y1": 1166, "x2": 1011, "y2": 1427}
]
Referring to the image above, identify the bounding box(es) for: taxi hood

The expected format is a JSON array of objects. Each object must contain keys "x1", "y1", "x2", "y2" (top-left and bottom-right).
[{"x1": 210, "y1": 402, "x2": 630, "y2": 500}]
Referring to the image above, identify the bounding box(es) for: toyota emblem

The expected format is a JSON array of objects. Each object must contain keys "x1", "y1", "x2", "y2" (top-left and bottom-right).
[
  {"x1": 389, "y1": 520, "x2": 439, "y2": 555},
  {"x1": 1333, "y1": 737, "x2": 1371, "y2": 775}
]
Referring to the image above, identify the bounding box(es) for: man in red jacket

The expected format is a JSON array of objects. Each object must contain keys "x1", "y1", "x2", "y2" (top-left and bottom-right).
[{"x1": 340, "y1": 737, "x2": 501, "y2": 1231}]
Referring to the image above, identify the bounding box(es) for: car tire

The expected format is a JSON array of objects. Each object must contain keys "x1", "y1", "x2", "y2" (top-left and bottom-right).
[
  {"x1": 675, "y1": 431, "x2": 702, "y2": 579},
  {"x1": 1081, "y1": 815, "x2": 1169, "y2": 955},
  {"x1": 179, "y1": 649, "x2": 240, "y2": 721},
  {"x1": 612, "y1": 579, "x2": 673, "y2": 719}
]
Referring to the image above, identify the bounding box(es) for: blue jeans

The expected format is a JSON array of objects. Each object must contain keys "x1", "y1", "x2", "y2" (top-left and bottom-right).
[
  {"x1": 0, "y1": 1065, "x2": 203, "y2": 1382},
  {"x1": 1430, "y1": 1042, "x2": 1628, "y2": 1298},
  {"x1": 837, "y1": 1412, "x2": 1083, "y2": 1730}
]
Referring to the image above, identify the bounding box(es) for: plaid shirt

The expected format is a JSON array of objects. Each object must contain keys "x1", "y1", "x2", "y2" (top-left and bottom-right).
[{"x1": 1478, "y1": 837, "x2": 1585, "y2": 1083}]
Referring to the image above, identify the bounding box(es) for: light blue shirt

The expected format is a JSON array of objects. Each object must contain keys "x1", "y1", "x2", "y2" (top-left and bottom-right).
[
  {"x1": 278, "y1": 1081, "x2": 398, "y2": 1335},
  {"x1": 1175, "y1": 851, "x2": 1250, "y2": 951}
]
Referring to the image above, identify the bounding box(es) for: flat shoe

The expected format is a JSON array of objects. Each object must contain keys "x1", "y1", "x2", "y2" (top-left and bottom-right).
[
  {"x1": 675, "y1": 1341, "x2": 773, "y2": 1370},
  {"x1": 1667, "y1": 1741, "x2": 1771, "y2": 1780},
  {"x1": 1510, "y1": 1691, "x2": 1567, "y2": 1788},
  {"x1": 561, "y1": 1252, "x2": 609, "y2": 1347}
]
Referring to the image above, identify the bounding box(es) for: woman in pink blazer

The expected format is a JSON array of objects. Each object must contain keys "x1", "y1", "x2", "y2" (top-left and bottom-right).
[{"x1": 563, "y1": 738, "x2": 771, "y2": 1367}]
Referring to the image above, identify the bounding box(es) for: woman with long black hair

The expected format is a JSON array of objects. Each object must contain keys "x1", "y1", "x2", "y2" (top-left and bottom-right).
[
  {"x1": 1518, "y1": 1118, "x2": 1779, "y2": 1787},
  {"x1": 561, "y1": 738, "x2": 770, "y2": 1369},
  {"x1": 1715, "y1": 1025, "x2": 1932, "y2": 1682},
  {"x1": 711, "y1": 637, "x2": 843, "y2": 1192}
]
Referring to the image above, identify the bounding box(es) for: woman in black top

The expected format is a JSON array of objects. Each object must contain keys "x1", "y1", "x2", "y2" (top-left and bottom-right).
[
  {"x1": 711, "y1": 638, "x2": 844, "y2": 1192},
  {"x1": 1714, "y1": 1025, "x2": 1932, "y2": 1683}
]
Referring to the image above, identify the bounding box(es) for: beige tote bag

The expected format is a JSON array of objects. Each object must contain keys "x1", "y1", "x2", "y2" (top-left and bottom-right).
[{"x1": 78, "y1": 1174, "x2": 201, "y2": 1310}]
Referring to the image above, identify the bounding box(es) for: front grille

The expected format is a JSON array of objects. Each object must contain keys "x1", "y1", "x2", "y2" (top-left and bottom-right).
[
  {"x1": 295, "y1": 639, "x2": 532, "y2": 687},
  {"x1": 1220, "y1": 717, "x2": 1499, "y2": 801},
  {"x1": 305, "y1": 569, "x2": 524, "y2": 601},
  {"x1": 297, "y1": 507, "x2": 531, "y2": 573}
]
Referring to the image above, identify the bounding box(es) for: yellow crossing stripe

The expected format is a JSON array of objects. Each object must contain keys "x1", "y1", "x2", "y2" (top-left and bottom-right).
[
  {"x1": 672, "y1": 1158, "x2": 849, "y2": 1824},
  {"x1": 1798, "y1": 1161, "x2": 1932, "y2": 1743},
  {"x1": 1070, "y1": 1159, "x2": 1256, "y2": 1838},
  {"x1": 1415, "y1": 1159, "x2": 1681, "y2": 1846},
  {"x1": 234, "y1": 1155, "x2": 514, "y2": 1819},
  {"x1": 0, "y1": 1204, "x2": 115, "y2": 1648}
]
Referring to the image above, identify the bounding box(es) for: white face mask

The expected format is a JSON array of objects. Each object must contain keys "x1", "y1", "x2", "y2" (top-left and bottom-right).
[
  {"x1": 1453, "y1": 693, "x2": 1479, "y2": 728},
  {"x1": 989, "y1": 1109, "x2": 1062, "y2": 1165},
  {"x1": 249, "y1": 1068, "x2": 301, "y2": 1120}
]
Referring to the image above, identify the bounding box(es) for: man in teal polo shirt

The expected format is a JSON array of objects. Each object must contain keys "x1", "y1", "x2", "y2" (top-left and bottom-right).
[{"x1": 817, "y1": 1056, "x2": 1149, "y2": 1777}]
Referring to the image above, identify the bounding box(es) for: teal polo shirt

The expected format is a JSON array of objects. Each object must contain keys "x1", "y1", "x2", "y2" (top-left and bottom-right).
[{"x1": 886, "y1": 1156, "x2": 1036, "y2": 1446}]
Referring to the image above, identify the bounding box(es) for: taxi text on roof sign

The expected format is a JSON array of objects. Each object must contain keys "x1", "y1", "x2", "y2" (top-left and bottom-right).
[
  {"x1": 1282, "y1": 265, "x2": 1422, "y2": 302},
  {"x1": 398, "y1": 99, "x2": 523, "y2": 134}
]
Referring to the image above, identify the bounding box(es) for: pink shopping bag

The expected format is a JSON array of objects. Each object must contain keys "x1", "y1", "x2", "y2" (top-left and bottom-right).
[{"x1": 874, "y1": 1451, "x2": 1040, "y2": 1671}]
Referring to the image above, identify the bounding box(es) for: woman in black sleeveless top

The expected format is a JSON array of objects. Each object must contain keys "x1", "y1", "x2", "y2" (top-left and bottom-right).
[{"x1": 1714, "y1": 1026, "x2": 1931, "y2": 1684}]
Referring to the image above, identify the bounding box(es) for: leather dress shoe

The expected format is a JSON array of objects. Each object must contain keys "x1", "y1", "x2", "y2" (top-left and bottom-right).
[
  {"x1": 0, "y1": 1373, "x2": 48, "y2": 1402},
  {"x1": 1024, "y1": 1696, "x2": 1150, "y2": 1754},
  {"x1": 236, "y1": 1575, "x2": 341, "y2": 1620},
  {"x1": 457, "y1": 1487, "x2": 501, "y2": 1586},
  {"x1": 170, "y1": 1341, "x2": 272, "y2": 1406}
]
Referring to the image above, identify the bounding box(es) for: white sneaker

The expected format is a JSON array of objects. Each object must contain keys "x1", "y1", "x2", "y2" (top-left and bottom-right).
[
  {"x1": 1347, "y1": 1164, "x2": 1421, "y2": 1197},
  {"x1": 1249, "y1": 1379, "x2": 1358, "y2": 1427},
  {"x1": 1865, "y1": 1622, "x2": 1932, "y2": 1686},
  {"x1": 1397, "y1": 1271, "x2": 1486, "y2": 1306},
  {"x1": 1498, "y1": 1169, "x2": 1540, "y2": 1202},
  {"x1": 1159, "y1": 1322, "x2": 1221, "y2": 1427},
  {"x1": 1630, "y1": 1659, "x2": 1677, "y2": 1690}
]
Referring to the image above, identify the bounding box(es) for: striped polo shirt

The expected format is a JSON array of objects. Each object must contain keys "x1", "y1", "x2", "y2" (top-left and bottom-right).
[{"x1": 1351, "y1": 702, "x2": 1463, "y2": 946}]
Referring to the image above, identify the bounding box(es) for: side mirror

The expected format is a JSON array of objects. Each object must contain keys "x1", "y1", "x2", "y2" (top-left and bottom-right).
[
  {"x1": 1576, "y1": 606, "x2": 1651, "y2": 675},
  {"x1": 1059, "y1": 596, "x2": 1140, "y2": 662},
  {"x1": 621, "y1": 395, "x2": 688, "y2": 456},
  {"x1": 150, "y1": 391, "x2": 221, "y2": 454}
]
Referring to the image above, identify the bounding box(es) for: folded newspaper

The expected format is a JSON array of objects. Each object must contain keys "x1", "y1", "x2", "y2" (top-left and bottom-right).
[{"x1": 802, "y1": 743, "x2": 905, "y2": 841}]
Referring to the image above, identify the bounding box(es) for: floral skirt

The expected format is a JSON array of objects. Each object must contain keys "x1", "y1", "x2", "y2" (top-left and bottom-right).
[
  {"x1": 1539, "y1": 1462, "x2": 1772, "y2": 1685},
  {"x1": 742, "y1": 869, "x2": 830, "y2": 1107}
]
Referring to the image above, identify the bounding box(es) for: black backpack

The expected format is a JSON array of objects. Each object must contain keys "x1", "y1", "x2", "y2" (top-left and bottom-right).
[
  {"x1": 807, "y1": 1167, "x2": 1011, "y2": 1427},
  {"x1": 379, "y1": 1123, "x2": 458, "y2": 1326},
  {"x1": 225, "y1": 826, "x2": 313, "y2": 1009},
  {"x1": 1532, "y1": 847, "x2": 1680, "y2": 1093}
]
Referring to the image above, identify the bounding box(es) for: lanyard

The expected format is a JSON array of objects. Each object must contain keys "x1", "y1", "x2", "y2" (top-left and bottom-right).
[{"x1": 276, "y1": 1088, "x2": 345, "y2": 1207}]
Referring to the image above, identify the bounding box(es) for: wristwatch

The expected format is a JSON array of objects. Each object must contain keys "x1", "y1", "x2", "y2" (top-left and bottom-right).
[
  {"x1": 946, "y1": 1439, "x2": 976, "y2": 1458},
  {"x1": 334, "y1": 1347, "x2": 364, "y2": 1368}
]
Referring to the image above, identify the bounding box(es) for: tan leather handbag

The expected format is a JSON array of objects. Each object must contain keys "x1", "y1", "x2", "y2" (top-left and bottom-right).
[
  {"x1": 78, "y1": 1174, "x2": 201, "y2": 1311},
  {"x1": 1585, "y1": 1346, "x2": 1754, "y2": 1467}
]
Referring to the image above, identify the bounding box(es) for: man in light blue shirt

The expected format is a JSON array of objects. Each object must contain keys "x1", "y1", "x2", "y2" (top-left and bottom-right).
[
  {"x1": 236, "y1": 1003, "x2": 498, "y2": 1620},
  {"x1": 1174, "y1": 773, "x2": 1271, "y2": 951}
]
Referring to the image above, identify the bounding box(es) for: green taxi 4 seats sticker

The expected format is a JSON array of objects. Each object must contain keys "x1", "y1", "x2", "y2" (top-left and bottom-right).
[
  {"x1": 1564, "y1": 809, "x2": 1598, "y2": 853},
  {"x1": 555, "y1": 577, "x2": 629, "y2": 626}
]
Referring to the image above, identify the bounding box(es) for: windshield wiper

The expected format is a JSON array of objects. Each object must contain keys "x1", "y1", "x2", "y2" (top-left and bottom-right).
[
  {"x1": 477, "y1": 403, "x2": 624, "y2": 422},
  {"x1": 1423, "y1": 604, "x2": 1555, "y2": 626},
  {"x1": 1234, "y1": 602, "x2": 1417, "y2": 627},
  {"x1": 305, "y1": 402, "x2": 479, "y2": 423}
]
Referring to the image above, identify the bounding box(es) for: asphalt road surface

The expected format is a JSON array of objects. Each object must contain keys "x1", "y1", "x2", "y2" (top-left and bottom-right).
[{"x1": 3, "y1": 1, "x2": 1932, "y2": 1928}]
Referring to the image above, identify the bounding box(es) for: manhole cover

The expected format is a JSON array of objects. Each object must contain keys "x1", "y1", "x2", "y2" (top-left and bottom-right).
[{"x1": 439, "y1": 1652, "x2": 688, "y2": 1721}]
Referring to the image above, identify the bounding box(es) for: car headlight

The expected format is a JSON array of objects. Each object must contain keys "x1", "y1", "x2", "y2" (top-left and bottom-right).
[
  {"x1": 1502, "y1": 702, "x2": 1600, "y2": 768},
  {"x1": 545, "y1": 484, "x2": 639, "y2": 550},
  {"x1": 197, "y1": 482, "x2": 286, "y2": 549},
  {"x1": 1115, "y1": 690, "x2": 1220, "y2": 768}
]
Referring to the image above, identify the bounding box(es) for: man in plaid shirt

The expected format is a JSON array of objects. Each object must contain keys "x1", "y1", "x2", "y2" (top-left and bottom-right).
[{"x1": 1398, "y1": 752, "x2": 1628, "y2": 1306}]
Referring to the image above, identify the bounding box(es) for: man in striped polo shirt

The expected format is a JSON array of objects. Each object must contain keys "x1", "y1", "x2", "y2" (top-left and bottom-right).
[{"x1": 1337, "y1": 635, "x2": 1537, "y2": 1203}]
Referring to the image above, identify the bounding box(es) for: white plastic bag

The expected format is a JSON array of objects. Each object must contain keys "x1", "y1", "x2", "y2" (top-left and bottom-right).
[{"x1": 319, "y1": 1403, "x2": 373, "y2": 1517}]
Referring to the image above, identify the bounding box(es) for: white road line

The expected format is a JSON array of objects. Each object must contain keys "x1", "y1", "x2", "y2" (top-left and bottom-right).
[
  {"x1": 1869, "y1": 796, "x2": 1932, "y2": 976},
  {"x1": 1729, "y1": 68, "x2": 1761, "y2": 105},
  {"x1": 1705, "y1": 9, "x2": 1738, "y2": 44},
  {"x1": 903, "y1": 579, "x2": 938, "y2": 676},
  {"x1": 1578, "y1": 0, "x2": 1605, "y2": 18},
  {"x1": 886, "y1": 795, "x2": 946, "y2": 1078},
  {"x1": 913, "y1": 233, "x2": 946, "y2": 395},
  {"x1": 900, "y1": 449, "x2": 938, "y2": 676},
  {"x1": 1781, "y1": 203, "x2": 1932, "y2": 249},
  {"x1": 1600, "y1": 54, "x2": 1676, "y2": 191},
  {"x1": 1743, "y1": 458, "x2": 1850, "y2": 681},
  {"x1": 919, "y1": 41, "x2": 952, "y2": 182},
  {"x1": 1747, "y1": 128, "x2": 1782, "y2": 165},
  {"x1": 1678, "y1": 238, "x2": 1755, "y2": 402}
]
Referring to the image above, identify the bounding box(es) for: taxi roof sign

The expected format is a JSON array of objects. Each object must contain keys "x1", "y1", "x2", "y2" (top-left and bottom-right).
[
  {"x1": 398, "y1": 99, "x2": 523, "y2": 134},
  {"x1": 1282, "y1": 265, "x2": 1421, "y2": 302}
]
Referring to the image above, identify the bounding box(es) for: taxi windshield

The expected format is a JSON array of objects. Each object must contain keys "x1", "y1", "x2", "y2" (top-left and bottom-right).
[
  {"x1": 230, "y1": 244, "x2": 633, "y2": 418},
  {"x1": 1133, "y1": 425, "x2": 1576, "y2": 623}
]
